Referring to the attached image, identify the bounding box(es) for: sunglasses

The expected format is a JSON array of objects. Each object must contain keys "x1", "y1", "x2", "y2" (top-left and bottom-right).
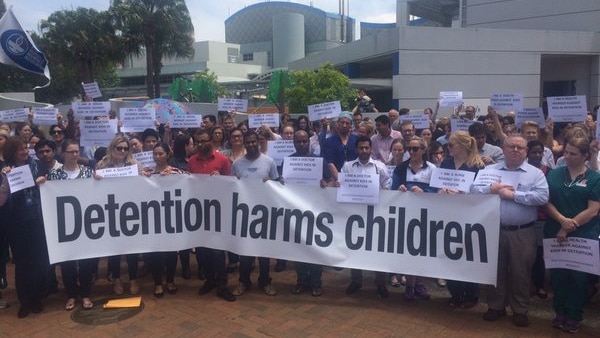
[
  {"x1": 408, "y1": 146, "x2": 422, "y2": 153},
  {"x1": 50, "y1": 130, "x2": 63, "y2": 135},
  {"x1": 115, "y1": 146, "x2": 130, "y2": 152}
]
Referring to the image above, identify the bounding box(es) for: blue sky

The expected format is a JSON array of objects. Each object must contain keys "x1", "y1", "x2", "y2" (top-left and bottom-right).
[{"x1": 8, "y1": 0, "x2": 397, "y2": 42}]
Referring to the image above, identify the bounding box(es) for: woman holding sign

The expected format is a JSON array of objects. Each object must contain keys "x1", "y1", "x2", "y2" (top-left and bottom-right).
[
  {"x1": 95, "y1": 135, "x2": 142, "y2": 296},
  {"x1": 2, "y1": 136, "x2": 49, "y2": 318},
  {"x1": 145, "y1": 142, "x2": 186, "y2": 297},
  {"x1": 438, "y1": 131, "x2": 485, "y2": 308},
  {"x1": 391, "y1": 136, "x2": 436, "y2": 300},
  {"x1": 47, "y1": 139, "x2": 95, "y2": 310},
  {"x1": 544, "y1": 136, "x2": 600, "y2": 333}
]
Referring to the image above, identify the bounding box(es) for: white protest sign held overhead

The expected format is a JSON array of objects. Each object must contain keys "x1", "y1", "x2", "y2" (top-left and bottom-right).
[
  {"x1": 399, "y1": 114, "x2": 430, "y2": 129},
  {"x1": 308, "y1": 101, "x2": 341, "y2": 121},
  {"x1": 439, "y1": 91, "x2": 463, "y2": 107},
  {"x1": 249, "y1": 114, "x2": 280, "y2": 129},
  {"x1": 0, "y1": 108, "x2": 28, "y2": 122},
  {"x1": 170, "y1": 114, "x2": 202, "y2": 129},
  {"x1": 32, "y1": 107, "x2": 58, "y2": 125},
  {"x1": 120, "y1": 108, "x2": 155, "y2": 132},
  {"x1": 490, "y1": 93, "x2": 523, "y2": 111},
  {"x1": 515, "y1": 108, "x2": 545, "y2": 128},
  {"x1": 218, "y1": 98, "x2": 248, "y2": 112},
  {"x1": 79, "y1": 119, "x2": 118, "y2": 148},
  {"x1": 82, "y1": 82, "x2": 102, "y2": 99},
  {"x1": 72, "y1": 101, "x2": 111, "y2": 119},
  {"x1": 547, "y1": 95, "x2": 587, "y2": 123}
]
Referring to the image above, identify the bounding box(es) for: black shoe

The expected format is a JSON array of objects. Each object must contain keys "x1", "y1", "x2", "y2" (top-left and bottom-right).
[
  {"x1": 274, "y1": 260, "x2": 286, "y2": 272},
  {"x1": 311, "y1": 287, "x2": 323, "y2": 297},
  {"x1": 216, "y1": 288, "x2": 236, "y2": 302},
  {"x1": 17, "y1": 306, "x2": 30, "y2": 318},
  {"x1": 291, "y1": 284, "x2": 306, "y2": 295},
  {"x1": 0, "y1": 276, "x2": 7, "y2": 290},
  {"x1": 483, "y1": 309, "x2": 506, "y2": 321},
  {"x1": 198, "y1": 283, "x2": 216, "y2": 295},
  {"x1": 346, "y1": 282, "x2": 362, "y2": 295},
  {"x1": 31, "y1": 301, "x2": 43, "y2": 314},
  {"x1": 377, "y1": 286, "x2": 389, "y2": 299},
  {"x1": 512, "y1": 313, "x2": 529, "y2": 327}
]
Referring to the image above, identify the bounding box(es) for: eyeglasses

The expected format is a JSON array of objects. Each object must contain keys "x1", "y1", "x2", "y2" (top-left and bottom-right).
[
  {"x1": 50, "y1": 130, "x2": 63, "y2": 135},
  {"x1": 506, "y1": 145, "x2": 526, "y2": 151},
  {"x1": 408, "y1": 146, "x2": 422, "y2": 153},
  {"x1": 114, "y1": 146, "x2": 130, "y2": 152},
  {"x1": 230, "y1": 134, "x2": 242, "y2": 139},
  {"x1": 63, "y1": 150, "x2": 80, "y2": 155}
]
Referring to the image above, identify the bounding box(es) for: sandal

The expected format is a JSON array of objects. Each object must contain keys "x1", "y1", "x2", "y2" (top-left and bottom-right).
[
  {"x1": 82, "y1": 298, "x2": 93, "y2": 309},
  {"x1": 65, "y1": 298, "x2": 76, "y2": 311}
]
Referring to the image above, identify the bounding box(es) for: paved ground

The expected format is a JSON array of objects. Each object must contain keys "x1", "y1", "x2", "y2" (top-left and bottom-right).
[{"x1": 0, "y1": 258, "x2": 598, "y2": 337}]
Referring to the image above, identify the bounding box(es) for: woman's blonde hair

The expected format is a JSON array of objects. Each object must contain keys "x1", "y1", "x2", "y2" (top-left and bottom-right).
[
  {"x1": 96, "y1": 135, "x2": 136, "y2": 169},
  {"x1": 449, "y1": 131, "x2": 485, "y2": 168}
]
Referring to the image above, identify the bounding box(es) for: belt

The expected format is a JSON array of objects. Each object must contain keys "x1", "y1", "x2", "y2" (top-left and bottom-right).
[{"x1": 501, "y1": 222, "x2": 534, "y2": 231}]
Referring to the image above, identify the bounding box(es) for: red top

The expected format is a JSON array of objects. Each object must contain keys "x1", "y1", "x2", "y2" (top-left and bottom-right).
[{"x1": 188, "y1": 151, "x2": 231, "y2": 176}]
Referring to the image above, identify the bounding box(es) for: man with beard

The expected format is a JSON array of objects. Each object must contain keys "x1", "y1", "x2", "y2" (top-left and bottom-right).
[
  {"x1": 231, "y1": 131, "x2": 280, "y2": 296},
  {"x1": 339, "y1": 135, "x2": 391, "y2": 298},
  {"x1": 323, "y1": 112, "x2": 358, "y2": 181},
  {"x1": 188, "y1": 129, "x2": 236, "y2": 302},
  {"x1": 287, "y1": 130, "x2": 331, "y2": 296}
]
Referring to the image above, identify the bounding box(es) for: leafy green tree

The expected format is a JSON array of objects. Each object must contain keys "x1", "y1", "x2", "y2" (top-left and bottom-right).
[
  {"x1": 39, "y1": 8, "x2": 125, "y2": 84},
  {"x1": 285, "y1": 64, "x2": 357, "y2": 115},
  {"x1": 110, "y1": 0, "x2": 195, "y2": 99}
]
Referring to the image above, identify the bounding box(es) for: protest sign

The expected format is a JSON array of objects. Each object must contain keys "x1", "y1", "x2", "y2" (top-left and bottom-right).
[
  {"x1": 218, "y1": 98, "x2": 248, "y2": 112},
  {"x1": 282, "y1": 157, "x2": 323, "y2": 187},
  {"x1": 249, "y1": 114, "x2": 280, "y2": 129},
  {"x1": 547, "y1": 95, "x2": 587, "y2": 123},
  {"x1": 308, "y1": 101, "x2": 341, "y2": 121},
  {"x1": 120, "y1": 108, "x2": 155, "y2": 132},
  {"x1": 439, "y1": 91, "x2": 463, "y2": 107}
]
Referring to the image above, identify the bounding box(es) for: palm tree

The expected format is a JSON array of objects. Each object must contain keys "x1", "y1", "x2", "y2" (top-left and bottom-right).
[
  {"x1": 39, "y1": 8, "x2": 125, "y2": 84},
  {"x1": 110, "y1": 0, "x2": 195, "y2": 98}
]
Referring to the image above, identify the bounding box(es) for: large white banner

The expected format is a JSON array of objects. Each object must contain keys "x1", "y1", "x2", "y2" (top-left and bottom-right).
[{"x1": 40, "y1": 175, "x2": 501, "y2": 285}]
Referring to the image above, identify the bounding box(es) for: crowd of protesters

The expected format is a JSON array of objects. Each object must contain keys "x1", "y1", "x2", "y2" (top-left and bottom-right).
[{"x1": 0, "y1": 99, "x2": 598, "y2": 334}]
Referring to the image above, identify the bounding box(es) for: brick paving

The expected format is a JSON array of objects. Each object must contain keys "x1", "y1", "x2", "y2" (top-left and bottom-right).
[{"x1": 0, "y1": 258, "x2": 598, "y2": 337}]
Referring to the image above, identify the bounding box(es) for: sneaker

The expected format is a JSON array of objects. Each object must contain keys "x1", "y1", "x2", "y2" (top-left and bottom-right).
[
  {"x1": 216, "y1": 288, "x2": 236, "y2": 302},
  {"x1": 483, "y1": 309, "x2": 506, "y2": 321},
  {"x1": 551, "y1": 314, "x2": 565, "y2": 329},
  {"x1": 129, "y1": 280, "x2": 140, "y2": 295},
  {"x1": 400, "y1": 275, "x2": 407, "y2": 286},
  {"x1": 263, "y1": 283, "x2": 277, "y2": 296},
  {"x1": 404, "y1": 286, "x2": 416, "y2": 301},
  {"x1": 0, "y1": 299, "x2": 9, "y2": 309},
  {"x1": 198, "y1": 283, "x2": 216, "y2": 295},
  {"x1": 377, "y1": 285, "x2": 389, "y2": 299},
  {"x1": 291, "y1": 284, "x2": 306, "y2": 295},
  {"x1": 346, "y1": 282, "x2": 362, "y2": 295},
  {"x1": 390, "y1": 275, "x2": 401, "y2": 287},
  {"x1": 113, "y1": 278, "x2": 124, "y2": 295},
  {"x1": 562, "y1": 319, "x2": 581, "y2": 333},
  {"x1": 232, "y1": 283, "x2": 248, "y2": 296},
  {"x1": 437, "y1": 279, "x2": 447, "y2": 287},
  {"x1": 311, "y1": 287, "x2": 323, "y2": 297},
  {"x1": 414, "y1": 283, "x2": 430, "y2": 300}
]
